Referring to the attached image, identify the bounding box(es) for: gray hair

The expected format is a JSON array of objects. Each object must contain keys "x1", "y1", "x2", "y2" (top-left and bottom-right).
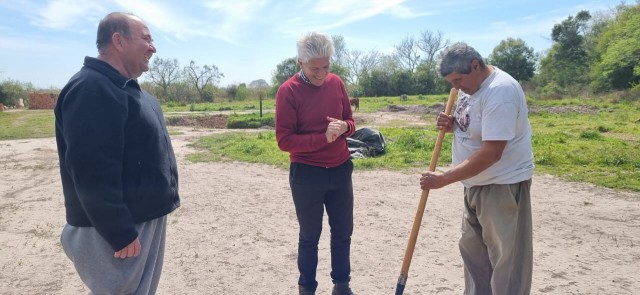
[
  {"x1": 96, "y1": 12, "x2": 137, "y2": 54},
  {"x1": 437, "y1": 42, "x2": 486, "y2": 77},
  {"x1": 297, "y1": 32, "x2": 334, "y2": 63}
]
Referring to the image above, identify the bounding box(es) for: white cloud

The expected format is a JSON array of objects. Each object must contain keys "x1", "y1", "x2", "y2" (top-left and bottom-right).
[
  {"x1": 201, "y1": 0, "x2": 270, "y2": 43},
  {"x1": 33, "y1": 0, "x2": 104, "y2": 30},
  {"x1": 0, "y1": 35, "x2": 65, "y2": 53},
  {"x1": 99, "y1": 0, "x2": 423, "y2": 47},
  {"x1": 204, "y1": 0, "x2": 268, "y2": 20},
  {"x1": 271, "y1": 0, "x2": 416, "y2": 36},
  {"x1": 311, "y1": 0, "x2": 404, "y2": 15},
  {"x1": 107, "y1": 0, "x2": 272, "y2": 45},
  {"x1": 388, "y1": 5, "x2": 436, "y2": 19},
  {"x1": 313, "y1": 0, "x2": 407, "y2": 23}
]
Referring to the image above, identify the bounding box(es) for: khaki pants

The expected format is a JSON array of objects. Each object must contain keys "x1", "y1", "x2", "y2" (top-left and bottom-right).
[{"x1": 460, "y1": 179, "x2": 532, "y2": 295}]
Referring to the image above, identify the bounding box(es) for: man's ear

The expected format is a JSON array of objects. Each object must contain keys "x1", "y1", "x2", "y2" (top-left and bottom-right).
[
  {"x1": 112, "y1": 32, "x2": 125, "y2": 52},
  {"x1": 471, "y1": 59, "x2": 479, "y2": 71}
]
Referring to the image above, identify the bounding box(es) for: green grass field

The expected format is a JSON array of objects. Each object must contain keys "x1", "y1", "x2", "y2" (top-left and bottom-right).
[
  {"x1": 0, "y1": 110, "x2": 55, "y2": 140},
  {"x1": 185, "y1": 95, "x2": 640, "y2": 192},
  {"x1": 2, "y1": 95, "x2": 638, "y2": 191}
]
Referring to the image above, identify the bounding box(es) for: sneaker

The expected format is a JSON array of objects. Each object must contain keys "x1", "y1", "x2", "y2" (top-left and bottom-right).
[
  {"x1": 332, "y1": 282, "x2": 355, "y2": 295},
  {"x1": 299, "y1": 285, "x2": 315, "y2": 295}
]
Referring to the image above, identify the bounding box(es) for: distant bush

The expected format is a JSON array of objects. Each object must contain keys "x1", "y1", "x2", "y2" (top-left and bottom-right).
[
  {"x1": 579, "y1": 130, "x2": 602, "y2": 140},
  {"x1": 226, "y1": 112, "x2": 274, "y2": 129}
]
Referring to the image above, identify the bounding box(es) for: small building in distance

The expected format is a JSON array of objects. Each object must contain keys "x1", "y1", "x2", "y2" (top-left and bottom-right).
[{"x1": 29, "y1": 93, "x2": 58, "y2": 109}]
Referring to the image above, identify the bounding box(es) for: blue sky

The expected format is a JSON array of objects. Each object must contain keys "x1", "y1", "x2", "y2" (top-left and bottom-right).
[{"x1": 0, "y1": 0, "x2": 623, "y2": 89}]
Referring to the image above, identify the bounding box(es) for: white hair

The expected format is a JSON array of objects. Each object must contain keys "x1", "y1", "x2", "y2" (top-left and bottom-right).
[{"x1": 297, "y1": 32, "x2": 334, "y2": 63}]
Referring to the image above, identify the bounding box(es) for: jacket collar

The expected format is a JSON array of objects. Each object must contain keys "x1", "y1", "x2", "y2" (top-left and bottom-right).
[{"x1": 83, "y1": 56, "x2": 140, "y2": 90}]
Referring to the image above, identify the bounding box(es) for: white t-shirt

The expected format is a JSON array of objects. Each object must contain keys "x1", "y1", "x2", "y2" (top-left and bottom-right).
[{"x1": 452, "y1": 66, "x2": 534, "y2": 187}]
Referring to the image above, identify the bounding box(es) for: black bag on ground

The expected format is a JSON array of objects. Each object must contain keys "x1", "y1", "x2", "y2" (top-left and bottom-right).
[{"x1": 347, "y1": 127, "x2": 386, "y2": 158}]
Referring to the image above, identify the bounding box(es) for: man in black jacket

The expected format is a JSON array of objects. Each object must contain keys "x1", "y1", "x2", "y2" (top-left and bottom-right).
[{"x1": 55, "y1": 12, "x2": 180, "y2": 294}]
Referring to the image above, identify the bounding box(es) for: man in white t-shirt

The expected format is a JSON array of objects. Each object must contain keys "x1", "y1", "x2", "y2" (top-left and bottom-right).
[{"x1": 420, "y1": 42, "x2": 534, "y2": 295}]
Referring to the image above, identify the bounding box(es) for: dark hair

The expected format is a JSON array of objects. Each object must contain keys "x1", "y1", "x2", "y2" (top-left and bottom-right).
[
  {"x1": 437, "y1": 42, "x2": 486, "y2": 77},
  {"x1": 96, "y1": 12, "x2": 135, "y2": 54}
]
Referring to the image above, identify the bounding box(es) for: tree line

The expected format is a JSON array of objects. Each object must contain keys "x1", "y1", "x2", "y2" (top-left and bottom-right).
[
  {"x1": 272, "y1": 2, "x2": 639, "y2": 100},
  {"x1": 135, "y1": 2, "x2": 640, "y2": 102},
  {"x1": 1, "y1": 2, "x2": 638, "y2": 107},
  {"x1": 139, "y1": 58, "x2": 273, "y2": 103}
]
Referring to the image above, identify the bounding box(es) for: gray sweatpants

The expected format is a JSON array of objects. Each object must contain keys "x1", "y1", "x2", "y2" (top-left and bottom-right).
[
  {"x1": 61, "y1": 216, "x2": 167, "y2": 295},
  {"x1": 460, "y1": 179, "x2": 532, "y2": 295}
]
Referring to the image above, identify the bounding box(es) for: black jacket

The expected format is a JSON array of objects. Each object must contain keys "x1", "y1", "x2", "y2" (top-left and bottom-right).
[{"x1": 55, "y1": 57, "x2": 180, "y2": 251}]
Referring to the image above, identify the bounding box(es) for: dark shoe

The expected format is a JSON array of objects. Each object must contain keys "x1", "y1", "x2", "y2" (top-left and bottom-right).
[
  {"x1": 332, "y1": 282, "x2": 355, "y2": 295},
  {"x1": 299, "y1": 285, "x2": 315, "y2": 295}
]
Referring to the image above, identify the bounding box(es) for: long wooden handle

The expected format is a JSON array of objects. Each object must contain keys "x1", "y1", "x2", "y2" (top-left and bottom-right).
[{"x1": 396, "y1": 88, "x2": 458, "y2": 294}]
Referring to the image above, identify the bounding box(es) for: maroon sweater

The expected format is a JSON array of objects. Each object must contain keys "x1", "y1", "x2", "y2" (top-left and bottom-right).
[{"x1": 275, "y1": 73, "x2": 356, "y2": 167}]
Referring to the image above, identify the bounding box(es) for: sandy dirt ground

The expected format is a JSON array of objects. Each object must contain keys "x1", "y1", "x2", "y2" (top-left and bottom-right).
[{"x1": 1, "y1": 124, "x2": 639, "y2": 294}]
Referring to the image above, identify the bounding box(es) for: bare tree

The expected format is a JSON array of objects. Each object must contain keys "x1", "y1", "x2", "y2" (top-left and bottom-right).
[
  {"x1": 394, "y1": 36, "x2": 421, "y2": 72},
  {"x1": 346, "y1": 49, "x2": 381, "y2": 85},
  {"x1": 331, "y1": 35, "x2": 349, "y2": 68},
  {"x1": 183, "y1": 60, "x2": 224, "y2": 102},
  {"x1": 359, "y1": 50, "x2": 381, "y2": 77},
  {"x1": 417, "y1": 30, "x2": 449, "y2": 67},
  {"x1": 145, "y1": 57, "x2": 180, "y2": 100},
  {"x1": 345, "y1": 50, "x2": 363, "y2": 85}
]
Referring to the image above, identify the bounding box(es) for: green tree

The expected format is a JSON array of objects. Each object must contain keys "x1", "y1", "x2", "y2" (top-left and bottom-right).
[
  {"x1": 0, "y1": 84, "x2": 7, "y2": 106},
  {"x1": 330, "y1": 63, "x2": 350, "y2": 84},
  {"x1": 414, "y1": 62, "x2": 446, "y2": 94},
  {"x1": 0, "y1": 79, "x2": 35, "y2": 106},
  {"x1": 173, "y1": 81, "x2": 198, "y2": 103},
  {"x1": 553, "y1": 11, "x2": 591, "y2": 61},
  {"x1": 488, "y1": 38, "x2": 536, "y2": 82},
  {"x1": 390, "y1": 70, "x2": 414, "y2": 95},
  {"x1": 360, "y1": 69, "x2": 393, "y2": 96},
  {"x1": 537, "y1": 10, "x2": 592, "y2": 92},
  {"x1": 590, "y1": 3, "x2": 640, "y2": 92},
  {"x1": 584, "y1": 7, "x2": 617, "y2": 64},
  {"x1": 202, "y1": 83, "x2": 217, "y2": 102},
  {"x1": 235, "y1": 83, "x2": 250, "y2": 101},
  {"x1": 271, "y1": 57, "x2": 299, "y2": 88},
  {"x1": 225, "y1": 84, "x2": 238, "y2": 101}
]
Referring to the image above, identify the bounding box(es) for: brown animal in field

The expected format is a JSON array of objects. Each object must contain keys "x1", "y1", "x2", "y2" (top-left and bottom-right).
[{"x1": 349, "y1": 97, "x2": 360, "y2": 111}]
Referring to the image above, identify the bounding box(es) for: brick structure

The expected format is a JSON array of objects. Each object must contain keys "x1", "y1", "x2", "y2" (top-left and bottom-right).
[{"x1": 29, "y1": 93, "x2": 58, "y2": 109}]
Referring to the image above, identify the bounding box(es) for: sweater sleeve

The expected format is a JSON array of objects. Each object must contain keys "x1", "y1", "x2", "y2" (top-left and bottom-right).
[
  {"x1": 340, "y1": 81, "x2": 356, "y2": 138},
  {"x1": 60, "y1": 86, "x2": 138, "y2": 251}
]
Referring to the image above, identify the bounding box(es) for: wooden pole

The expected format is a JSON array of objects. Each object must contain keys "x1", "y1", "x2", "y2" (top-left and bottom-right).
[{"x1": 395, "y1": 88, "x2": 458, "y2": 295}]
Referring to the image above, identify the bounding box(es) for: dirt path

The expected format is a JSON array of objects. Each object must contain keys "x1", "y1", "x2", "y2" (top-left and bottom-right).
[{"x1": 0, "y1": 127, "x2": 638, "y2": 294}]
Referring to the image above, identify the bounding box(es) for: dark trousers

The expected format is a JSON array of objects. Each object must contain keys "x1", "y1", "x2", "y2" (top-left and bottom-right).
[{"x1": 289, "y1": 160, "x2": 354, "y2": 292}]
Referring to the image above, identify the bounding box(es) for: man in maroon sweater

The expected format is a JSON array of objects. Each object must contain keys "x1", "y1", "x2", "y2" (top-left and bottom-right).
[{"x1": 275, "y1": 32, "x2": 356, "y2": 295}]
